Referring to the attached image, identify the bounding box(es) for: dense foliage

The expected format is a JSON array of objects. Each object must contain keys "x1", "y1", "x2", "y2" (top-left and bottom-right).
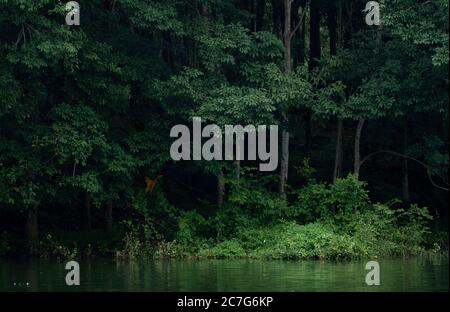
[{"x1": 0, "y1": 0, "x2": 448, "y2": 259}]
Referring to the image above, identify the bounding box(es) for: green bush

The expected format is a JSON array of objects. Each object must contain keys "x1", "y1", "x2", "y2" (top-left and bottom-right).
[
  {"x1": 226, "y1": 175, "x2": 288, "y2": 225},
  {"x1": 387, "y1": 205, "x2": 433, "y2": 255},
  {"x1": 198, "y1": 240, "x2": 246, "y2": 258},
  {"x1": 158, "y1": 175, "x2": 435, "y2": 260},
  {"x1": 242, "y1": 222, "x2": 366, "y2": 260},
  {"x1": 37, "y1": 234, "x2": 79, "y2": 259},
  {"x1": 290, "y1": 175, "x2": 370, "y2": 224},
  {"x1": 176, "y1": 210, "x2": 209, "y2": 246},
  {"x1": 116, "y1": 231, "x2": 144, "y2": 259},
  {"x1": 153, "y1": 240, "x2": 184, "y2": 259}
]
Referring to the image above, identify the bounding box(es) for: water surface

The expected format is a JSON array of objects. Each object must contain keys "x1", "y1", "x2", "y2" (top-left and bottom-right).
[{"x1": 1, "y1": 256, "x2": 448, "y2": 292}]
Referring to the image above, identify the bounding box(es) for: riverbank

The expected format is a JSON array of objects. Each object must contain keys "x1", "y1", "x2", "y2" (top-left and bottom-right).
[
  {"x1": 1, "y1": 177, "x2": 447, "y2": 261},
  {"x1": 2, "y1": 219, "x2": 446, "y2": 261}
]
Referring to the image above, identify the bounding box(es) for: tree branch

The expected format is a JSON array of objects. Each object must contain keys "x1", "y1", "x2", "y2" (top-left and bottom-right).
[
  {"x1": 290, "y1": 0, "x2": 310, "y2": 40},
  {"x1": 360, "y1": 150, "x2": 449, "y2": 192}
]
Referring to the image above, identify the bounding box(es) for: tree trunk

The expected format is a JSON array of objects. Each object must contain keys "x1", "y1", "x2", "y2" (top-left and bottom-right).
[
  {"x1": 217, "y1": 170, "x2": 225, "y2": 207},
  {"x1": 235, "y1": 160, "x2": 241, "y2": 191},
  {"x1": 279, "y1": 113, "x2": 290, "y2": 198},
  {"x1": 295, "y1": 19, "x2": 306, "y2": 65},
  {"x1": 343, "y1": 0, "x2": 354, "y2": 47},
  {"x1": 106, "y1": 201, "x2": 113, "y2": 232},
  {"x1": 292, "y1": 0, "x2": 306, "y2": 66},
  {"x1": 84, "y1": 192, "x2": 92, "y2": 231},
  {"x1": 309, "y1": 0, "x2": 321, "y2": 70},
  {"x1": 333, "y1": 118, "x2": 344, "y2": 183},
  {"x1": 328, "y1": 4, "x2": 342, "y2": 183},
  {"x1": 255, "y1": 0, "x2": 266, "y2": 32},
  {"x1": 304, "y1": 113, "x2": 312, "y2": 157},
  {"x1": 402, "y1": 117, "x2": 410, "y2": 202},
  {"x1": 337, "y1": 1, "x2": 344, "y2": 48},
  {"x1": 283, "y1": 0, "x2": 292, "y2": 73},
  {"x1": 272, "y1": 0, "x2": 284, "y2": 37},
  {"x1": 304, "y1": 0, "x2": 321, "y2": 159},
  {"x1": 26, "y1": 205, "x2": 39, "y2": 249},
  {"x1": 279, "y1": 0, "x2": 292, "y2": 198},
  {"x1": 327, "y1": 4, "x2": 338, "y2": 56},
  {"x1": 249, "y1": 0, "x2": 256, "y2": 32},
  {"x1": 354, "y1": 119, "x2": 365, "y2": 178}
]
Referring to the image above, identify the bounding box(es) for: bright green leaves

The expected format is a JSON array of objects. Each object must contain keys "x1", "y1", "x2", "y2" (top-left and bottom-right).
[
  {"x1": 6, "y1": 23, "x2": 85, "y2": 71},
  {"x1": 101, "y1": 143, "x2": 137, "y2": 176},
  {"x1": 262, "y1": 64, "x2": 312, "y2": 111},
  {"x1": 249, "y1": 31, "x2": 284, "y2": 59},
  {"x1": 383, "y1": 0, "x2": 449, "y2": 66},
  {"x1": 1, "y1": 0, "x2": 85, "y2": 72},
  {"x1": 292, "y1": 175, "x2": 370, "y2": 224},
  {"x1": 195, "y1": 22, "x2": 251, "y2": 72},
  {"x1": 198, "y1": 86, "x2": 275, "y2": 126},
  {"x1": 152, "y1": 67, "x2": 206, "y2": 117},
  {"x1": 75, "y1": 42, "x2": 131, "y2": 112},
  {"x1": 64, "y1": 171, "x2": 102, "y2": 194},
  {"x1": 119, "y1": 0, "x2": 184, "y2": 33},
  {"x1": 42, "y1": 104, "x2": 107, "y2": 166}
]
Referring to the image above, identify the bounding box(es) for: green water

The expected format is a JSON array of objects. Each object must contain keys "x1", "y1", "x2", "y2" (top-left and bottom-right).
[{"x1": 0, "y1": 256, "x2": 448, "y2": 292}]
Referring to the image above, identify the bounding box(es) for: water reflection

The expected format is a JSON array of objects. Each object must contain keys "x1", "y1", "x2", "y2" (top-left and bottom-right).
[{"x1": 0, "y1": 256, "x2": 448, "y2": 292}]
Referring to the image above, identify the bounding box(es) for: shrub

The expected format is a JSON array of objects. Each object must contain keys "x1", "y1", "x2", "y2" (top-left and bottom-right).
[
  {"x1": 176, "y1": 210, "x2": 209, "y2": 246},
  {"x1": 242, "y1": 222, "x2": 366, "y2": 260},
  {"x1": 291, "y1": 175, "x2": 370, "y2": 224},
  {"x1": 226, "y1": 185, "x2": 288, "y2": 225},
  {"x1": 198, "y1": 240, "x2": 246, "y2": 258},
  {"x1": 166, "y1": 174, "x2": 434, "y2": 260},
  {"x1": 37, "y1": 234, "x2": 79, "y2": 259},
  {"x1": 116, "y1": 231, "x2": 143, "y2": 259},
  {"x1": 153, "y1": 240, "x2": 183, "y2": 259},
  {"x1": 387, "y1": 205, "x2": 433, "y2": 255}
]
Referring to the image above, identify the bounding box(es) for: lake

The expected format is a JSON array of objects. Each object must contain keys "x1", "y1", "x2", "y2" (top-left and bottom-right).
[{"x1": 0, "y1": 256, "x2": 448, "y2": 292}]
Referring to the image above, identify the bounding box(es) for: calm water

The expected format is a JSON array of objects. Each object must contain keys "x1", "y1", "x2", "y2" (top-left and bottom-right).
[{"x1": 0, "y1": 256, "x2": 448, "y2": 292}]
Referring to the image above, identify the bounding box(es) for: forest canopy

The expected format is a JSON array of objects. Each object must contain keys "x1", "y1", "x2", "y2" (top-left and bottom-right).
[{"x1": 0, "y1": 0, "x2": 448, "y2": 259}]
